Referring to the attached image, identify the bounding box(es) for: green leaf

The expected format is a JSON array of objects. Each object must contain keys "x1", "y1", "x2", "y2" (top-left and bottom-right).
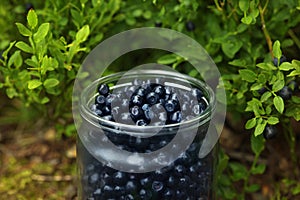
[
  {"x1": 33, "y1": 23, "x2": 50, "y2": 43},
  {"x1": 43, "y1": 78, "x2": 59, "y2": 89},
  {"x1": 267, "y1": 116, "x2": 279, "y2": 125},
  {"x1": 221, "y1": 40, "x2": 243, "y2": 58},
  {"x1": 251, "y1": 133, "x2": 265, "y2": 155},
  {"x1": 25, "y1": 59, "x2": 39, "y2": 68},
  {"x1": 274, "y1": 96, "x2": 284, "y2": 114},
  {"x1": 254, "y1": 118, "x2": 267, "y2": 137},
  {"x1": 257, "y1": 63, "x2": 277, "y2": 70},
  {"x1": 239, "y1": 0, "x2": 250, "y2": 12},
  {"x1": 76, "y1": 25, "x2": 90, "y2": 43},
  {"x1": 245, "y1": 118, "x2": 256, "y2": 129},
  {"x1": 157, "y1": 54, "x2": 178, "y2": 64},
  {"x1": 15, "y1": 23, "x2": 32, "y2": 37},
  {"x1": 2, "y1": 41, "x2": 16, "y2": 61},
  {"x1": 250, "y1": 83, "x2": 263, "y2": 91},
  {"x1": 228, "y1": 59, "x2": 247, "y2": 67},
  {"x1": 261, "y1": 91, "x2": 272, "y2": 102},
  {"x1": 28, "y1": 80, "x2": 42, "y2": 89},
  {"x1": 251, "y1": 164, "x2": 266, "y2": 174},
  {"x1": 8, "y1": 50, "x2": 23, "y2": 68},
  {"x1": 15, "y1": 41, "x2": 33, "y2": 53},
  {"x1": 272, "y1": 79, "x2": 285, "y2": 92},
  {"x1": 273, "y1": 40, "x2": 282, "y2": 62},
  {"x1": 241, "y1": 16, "x2": 252, "y2": 24},
  {"x1": 229, "y1": 162, "x2": 248, "y2": 181},
  {"x1": 27, "y1": 9, "x2": 38, "y2": 29},
  {"x1": 6, "y1": 88, "x2": 18, "y2": 99},
  {"x1": 245, "y1": 184, "x2": 260, "y2": 192},
  {"x1": 279, "y1": 62, "x2": 294, "y2": 71},
  {"x1": 239, "y1": 69, "x2": 257, "y2": 82},
  {"x1": 41, "y1": 97, "x2": 50, "y2": 104},
  {"x1": 292, "y1": 184, "x2": 300, "y2": 195}
]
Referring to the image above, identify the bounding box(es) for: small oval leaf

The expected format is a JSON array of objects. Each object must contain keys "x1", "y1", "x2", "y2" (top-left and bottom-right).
[{"x1": 28, "y1": 80, "x2": 42, "y2": 89}]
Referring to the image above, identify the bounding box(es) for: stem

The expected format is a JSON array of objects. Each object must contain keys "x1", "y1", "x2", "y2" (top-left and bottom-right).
[
  {"x1": 258, "y1": 4, "x2": 273, "y2": 57},
  {"x1": 284, "y1": 122, "x2": 299, "y2": 177},
  {"x1": 288, "y1": 29, "x2": 300, "y2": 50}
]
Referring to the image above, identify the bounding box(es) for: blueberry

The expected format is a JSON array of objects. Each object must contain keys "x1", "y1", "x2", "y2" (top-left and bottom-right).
[
  {"x1": 113, "y1": 171, "x2": 127, "y2": 185},
  {"x1": 124, "y1": 194, "x2": 135, "y2": 200},
  {"x1": 135, "y1": 88, "x2": 147, "y2": 97},
  {"x1": 130, "y1": 106, "x2": 144, "y2": 121},
  {"x1": 136, "y1": 119, "x2": 148, "y2": 126},
  {"x1": 273, "y1": 55, "x2": 286, "y2": 66},
  {"x1": 163, "y1": 188, "x2": 174, "y2": 199},
  {"x1": 102, "y1": 115, "x2": 114, "y2": 121},
  {"x1": 192, "y1": 101, "x2": 206, "y2": 116},
  {"x1": 174, "y1": 165, "x2": 186, "y2": 176},
  {"x1": 139, "y1": 189, "x2": 152, "y2": 200},
  {"x1": 140, "y1": 176, "x2": 152, "y2": 187},
  {"x1": 263, "y1": 125, "x2": 278, "y2": 139},
  {"x1": 130, "y1": 95, "x2": 144, "y2": 107},
  {"x1": 288, "y1": 80, "x2": 299, "y2": 92},
  {"x1": 88, "y1": 173, "x2": 99, "y2": 185},
  {"x1": 114, "y1": 185, "x2": 125, "y2": 196},
  {"x1": 102, "y1": 185, "x2": 114, "y2": 198},
  {"x1": 257, "y1": 87, "x2": 267, "y2": 95},
  {"x1": 152, "y1": 181, "x2": 164, "y2": 192},
  {"x1": 153, "y1": 85, "x2": 165, "y2": 97},
  {"x1": 186, "y1": 21, "x2": 196, "y2": 31},
  {"x1": 175, "y1": 152, "x2": 192, "y2": 165},
  {"x1": 98, "y1": 84, "x2": 110, "y2": 96},
  {"x1": 95, "y1": 95, "x2": 106, "y2": 105},
  {"x1": 118, "y1": 112, "x2": 133, "y2": 124},
  {"x1": 146, "y1": 92, "x2": 159, "y2": 105},
  {"x1": 111, "y1": 106, "x2": 120, "y2": 116},
  {"x1": 25, "y1": 3, "x2": 34, "y2": 13},
  {"x1": 125, "y1": 180, "x2": 138, "y2": 192},
  {"x1": 169, "y1": 111, "x2": 182, "y2": 124},
  {"x1": 167, "y1": 176, "x2": 176, "y2": 187},
  {"x1": 164, "y1": 100, "x2": 176, "y2": 113},
  {"x1": 175, "y1": 190, "x2": 188, "y2": 199},
  {"x1": 278, "y1": 86, "x2": 292, "y2": 100},
  {"x1": 155, "y1": 22, "x2": 162, "y2": 27},
  {"x1": 106, "y1": 93, "x2": 117, "y2": 104},
  {"x1": 101, "y1": 105, "x2": 111, "y2": 115},
  {"x1": 191, "y1": 88, "x2": 203, "y2": 101},
  {"x1": 90, "y1": 104, "x2": 103, "y2": 116},
  {"x1": 178, "y1": 175, "x2": 191, "y2": 188},
  {"x1": 164, "y1": 86, "x2": 173, "y2": 95}
]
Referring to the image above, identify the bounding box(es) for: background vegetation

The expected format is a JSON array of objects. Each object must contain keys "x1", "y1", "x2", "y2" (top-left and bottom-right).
[{"x1": 0, "y1": 0, "x2": 299, "y2": 199}]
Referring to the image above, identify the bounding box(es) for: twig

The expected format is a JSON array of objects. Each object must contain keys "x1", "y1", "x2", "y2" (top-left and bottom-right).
[
  {"x1": 288, "y1": 29, "x2": 300, "y2": 50},
  {"x1": 31, "y1": 174, "x2": 73, "y2": 182},
  {"x1": 258, "y1": 3, "x2": 273, "y2": 57},
  {"x1": 226, "y1": 150, "x2": 268, "y2": 165}
]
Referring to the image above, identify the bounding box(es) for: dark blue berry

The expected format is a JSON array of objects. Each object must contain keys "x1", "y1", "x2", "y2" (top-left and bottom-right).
[
  {"x1": 186, "y1": 21, "x2": 195, "y2": 31},
  {"x1": 263, "y1": 125, "x2": 278, "y2": 139},
  {"x1": 288, "y1": 80, "x2": 299, "y2": 92},
  {"x1": 155, "y1": 22, "x2": 162, "y2": 27},
  {"x1": 140, "y1": 176, "x2": 152, "y2": 187},
  {"x1": 164, "y1": 100, "x2": 176, "y2": 113},
  {"x1": 114, "y1": 185, "x2": 125, "y2": 196},
  {"x1": 136, "y1": 119, "x2": 148, "y2": 126},
  {"x1": 113, "y1": 171, "x2": 127, "y2": 185},
  {"x1": 90, "y1": 104, "x2": 103, "y2": 116},
  {"x1": 167, "y1": 176, "x2": 176, "y2": 187},
  {"x1": 163, "y1": 188, "x2": 174, "y2": 199},
  {"x1": 106, "y1": 93, "x2": 116, "y2": 104},
  {"x1": 258, "y1": 87, "x2": 267, "y2": 95},
  {"x1": 98, "y1": 84, "x2": 109, "y2": 96},
  {"x1": 130, "y1": 95, "x2": 144, "y2": 107},
  {"x1": 178, "y1": 175, "x2": 191, "y2": 188},
  {"x1": 146, "y1": 92, "x2": 159, "y2": 105},
  {"x1": 273, "y1": 55, "x2": 286, "y2": 66},
  {"x1": 88, "y1": 173, "x2": 99, "y2": 185},
  {"x1": 101, "y1": 105, "x2": 111, "y2": 115},
  {"x1": 191, "y1": 88, "x2": 203, "y2": 101},
  {"x1": 139, "y1": 189, "x2": 152, "y2": 200},
  {"x1": 152, "y1": 181, "x2": 164, "y2": 192},
  {"x1": 153, "y1": 85, "x2": 165, "y2": 97},
  {"x1": 124, "y1": 194, "x2": 135, "y2": 200},
  {"x1": 278, "y1": 86, "x2": 292, "y2": 100},
  {"x1": 135, "y1": 88, "x2": 147, "y2": 97},
  {"x1": 95, "y1": 95, "x2": 106, "y2": 105},
  {"x1": 102, "y1": 185, "x2": 114, "y2": 197},
  {"x1": 125, "y1": 180, "x2": 138, "y2": 192},
  {"x1": 130, "y1": 106, "x2": 144, "y2": 121},
  {"x1": 25, "y1": 3, "x2": 34, "y2": 13},
  {"x1": 102, "y1": 115, "x2": 114, "y2": 121},
  {"x1": 169, "y1": 111, "x2": 182, "y2": 124},
  {"x1": 174, "y1": 165, "x2": 186, "y2": 176}
]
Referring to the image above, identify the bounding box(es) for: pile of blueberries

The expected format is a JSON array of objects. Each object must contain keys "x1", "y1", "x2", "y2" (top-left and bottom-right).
[{"x1": 79, "y1": 79, "x2": 214, "y2": 199}]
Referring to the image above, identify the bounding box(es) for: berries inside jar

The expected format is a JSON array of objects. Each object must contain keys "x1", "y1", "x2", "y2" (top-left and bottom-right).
[{"x1": 79, "y1": 78, "x2": 214, "y2": 200}]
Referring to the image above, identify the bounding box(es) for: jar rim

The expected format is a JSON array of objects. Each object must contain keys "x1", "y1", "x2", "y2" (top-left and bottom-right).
[{"x1": 79, "y1": 69, "x2": 216, "y2": 132}]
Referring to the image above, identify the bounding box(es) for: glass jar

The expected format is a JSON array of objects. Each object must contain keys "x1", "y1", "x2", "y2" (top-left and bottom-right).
[{"x1": 77, "y1": 69, "x2": 217, "y2": 200}]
